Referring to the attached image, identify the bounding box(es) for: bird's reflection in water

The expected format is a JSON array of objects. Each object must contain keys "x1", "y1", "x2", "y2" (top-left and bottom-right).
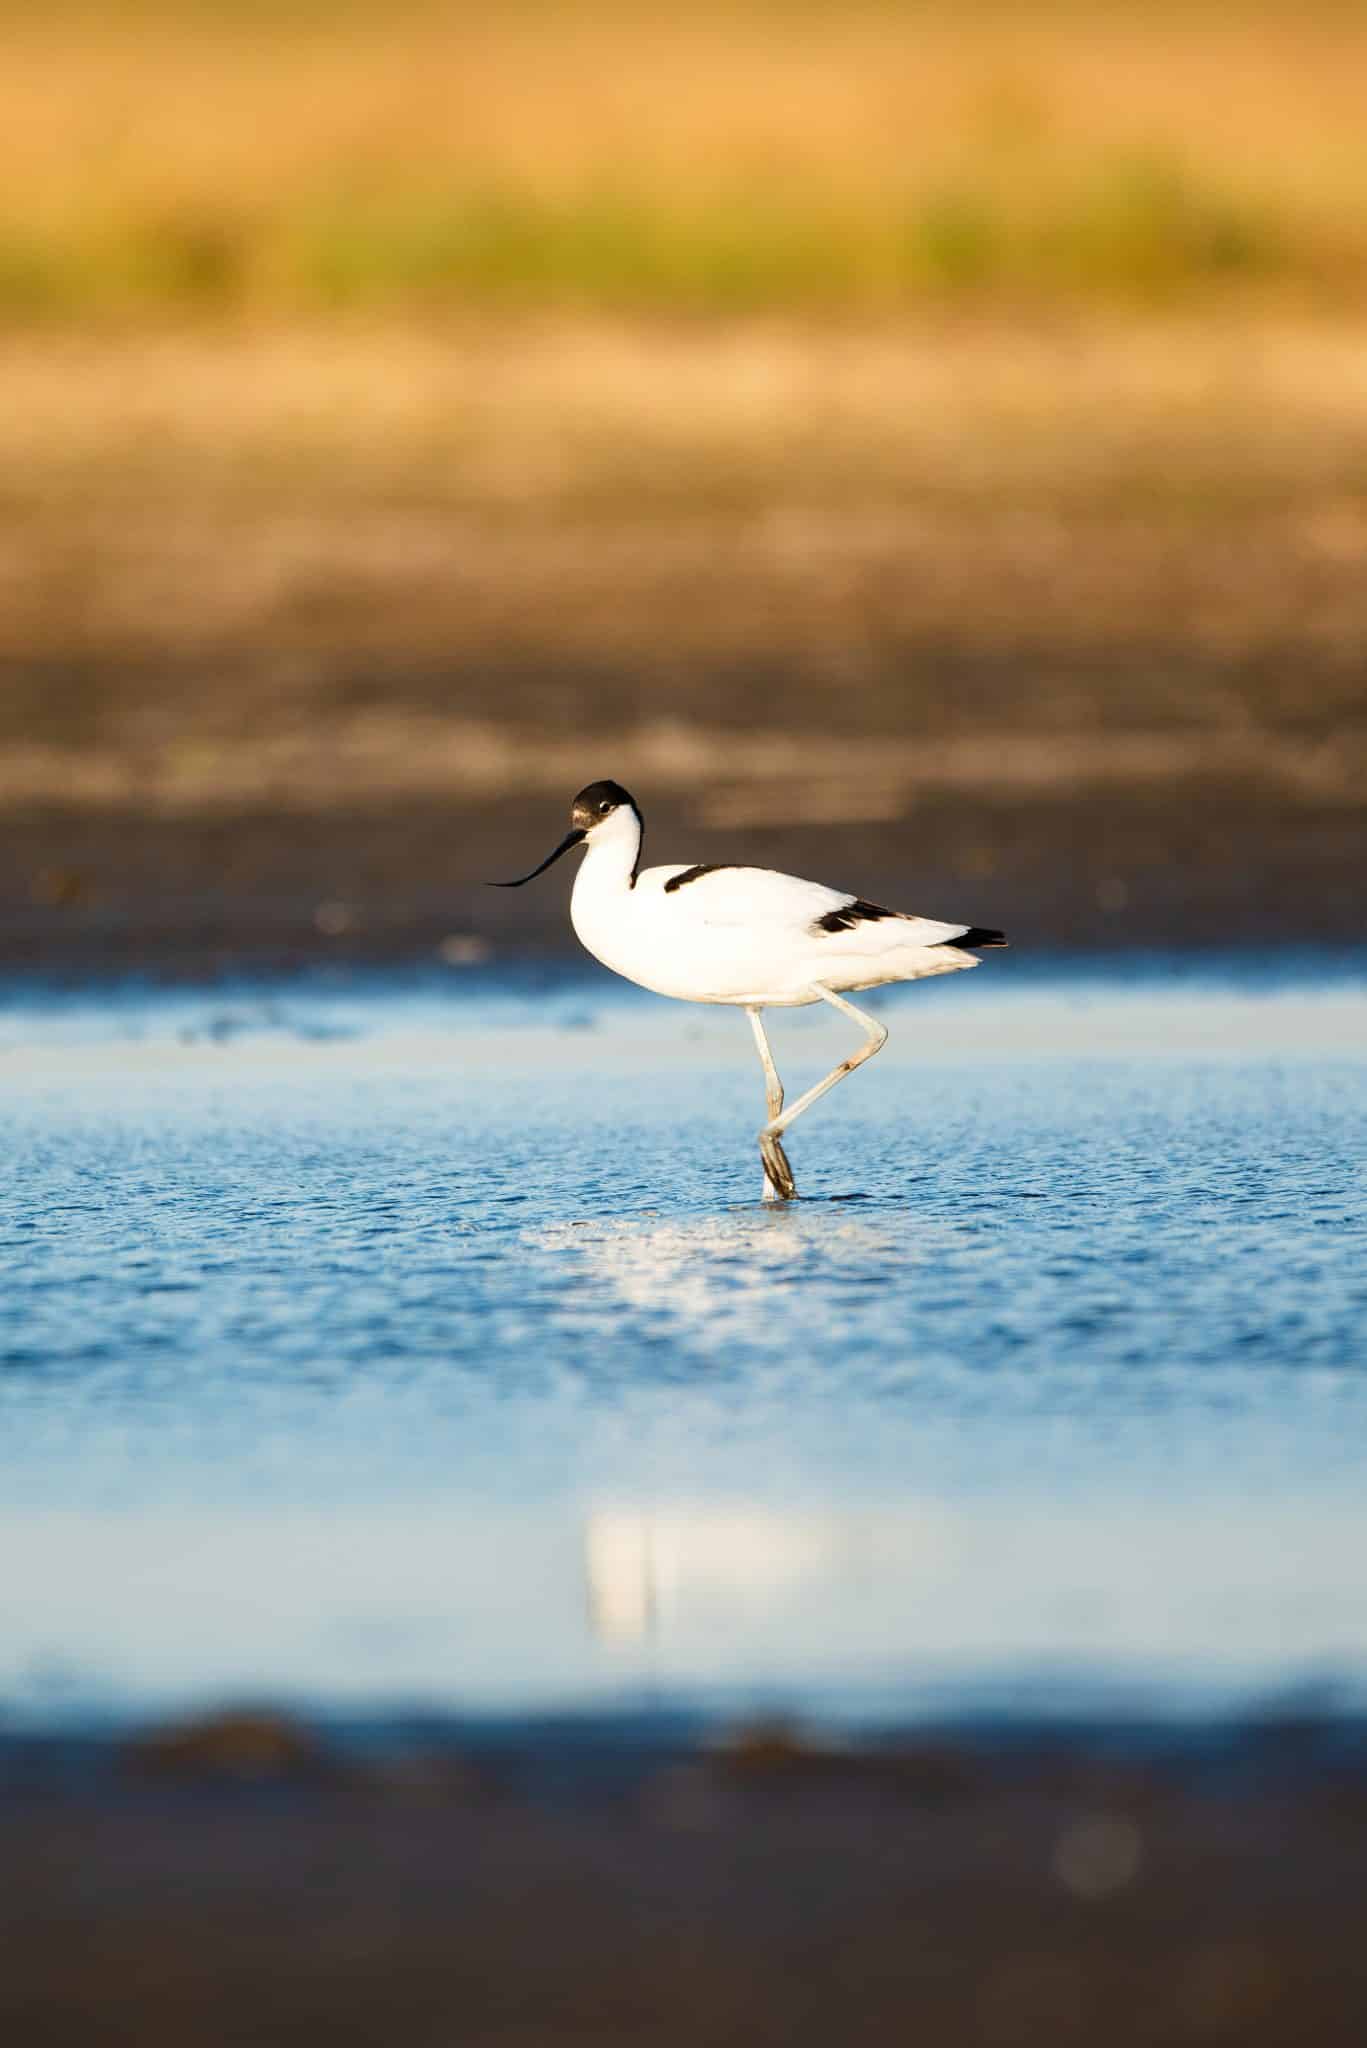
[
  {"x1": 584, "y1": 1510, "x2": 657, "y2": 1642},
  {"x1": 583, "y1": 1502, "x2": 946, "y2": 1648},
  {"x1": 554, "y1": 1212, "x2": 951, "y2": 1662}
]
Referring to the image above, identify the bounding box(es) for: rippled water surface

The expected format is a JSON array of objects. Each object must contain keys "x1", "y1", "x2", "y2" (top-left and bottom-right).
[{"x1": 2, "y1": 962, "x2": 1365, "y2": 1726}]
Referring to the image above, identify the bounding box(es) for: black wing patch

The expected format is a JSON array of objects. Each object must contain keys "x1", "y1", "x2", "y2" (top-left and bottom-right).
[
  {"x1": 813, "y1": 897, "x2": 900, "y2": 934},
  {"x1": 948, "y1": 926, "x2": 1007, "y2": 948},
  {"x1": 664, "y1": 864, "x2": 734, "y2": 893}
]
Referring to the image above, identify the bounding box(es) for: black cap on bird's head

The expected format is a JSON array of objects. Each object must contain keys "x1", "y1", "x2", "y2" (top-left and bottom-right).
[
  {"x1": 570, "y1": 780, "x2": 635, "y2": 830},
  {"x1": 489, "y1": 781, "x2": 641, "y2": 887}
]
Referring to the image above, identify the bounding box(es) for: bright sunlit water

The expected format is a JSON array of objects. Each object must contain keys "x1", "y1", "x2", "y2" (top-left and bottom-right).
[{"x1": 2, "y1": 960, "x2": 1364, "y2": 1729}]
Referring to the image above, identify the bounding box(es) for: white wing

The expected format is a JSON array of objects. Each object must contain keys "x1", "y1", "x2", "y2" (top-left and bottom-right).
[
  {"x1": 640, "y1": 863, "x2": 848, "y2": 928},
  {"x1": 641, "y1": 863, "x2": 970, "y2": 947}
]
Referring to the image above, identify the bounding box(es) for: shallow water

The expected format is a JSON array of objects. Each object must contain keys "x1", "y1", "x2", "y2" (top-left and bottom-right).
[{"x1": 2, "y1": 961, "x2": 1365, "y2": 1728}]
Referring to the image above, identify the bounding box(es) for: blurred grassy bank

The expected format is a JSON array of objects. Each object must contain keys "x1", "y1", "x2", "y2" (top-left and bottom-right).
[{"x1": 4, "y1": 1, "x2": 1367, "y2": 321}]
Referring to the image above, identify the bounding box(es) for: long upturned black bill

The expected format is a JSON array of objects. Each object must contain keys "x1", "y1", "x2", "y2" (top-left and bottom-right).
[{"x1": 487, "y1": 827, "x2": 586, "y2": 887}]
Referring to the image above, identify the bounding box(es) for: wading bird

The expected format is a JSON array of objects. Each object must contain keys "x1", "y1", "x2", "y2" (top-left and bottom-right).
[{"x1": 493, "y1": 782, "x2": 1006, "y2": 1200}]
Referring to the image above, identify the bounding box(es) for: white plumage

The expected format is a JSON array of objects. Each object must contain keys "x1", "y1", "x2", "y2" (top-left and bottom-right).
[
  {"x1": 577, "y1": 854, "x2": 982, "y2": 1008},
  {"x1": 495, "y1": 780, "x2": 1006, "y2": 1200}
]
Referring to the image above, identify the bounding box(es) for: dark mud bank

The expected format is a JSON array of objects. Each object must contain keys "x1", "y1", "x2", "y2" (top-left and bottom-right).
[
  {"x1": 5, "y1": 780, "x2": 1361, "y2": 977},
  {"x1": 5, "y1": 1711, "x2": 1367, "y2": 2047}
]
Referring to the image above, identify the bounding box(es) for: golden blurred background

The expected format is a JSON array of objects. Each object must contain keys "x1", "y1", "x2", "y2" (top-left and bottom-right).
[{"x1": 3, "y1": 0, "x2": 1364, "y2": 968}]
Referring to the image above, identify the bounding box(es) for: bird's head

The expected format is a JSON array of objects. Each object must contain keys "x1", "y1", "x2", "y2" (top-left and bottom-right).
[{"x1": 490, "y1": 781, "x2": 640, "y2": 886}]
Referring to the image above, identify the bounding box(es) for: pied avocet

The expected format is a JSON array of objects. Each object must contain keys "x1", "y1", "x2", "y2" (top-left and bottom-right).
[{"x1": 494, "y1": 781, "x2": 1006, "y2": 1200}]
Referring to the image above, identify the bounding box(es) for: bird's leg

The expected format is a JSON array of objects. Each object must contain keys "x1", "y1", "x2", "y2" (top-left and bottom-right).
[
  {"x1": 747, "y1": 1007, "x2": 797, "y2": 1201},
  {"x1": 760, "y1": 987, "x2": 889, "y2": 1167}
]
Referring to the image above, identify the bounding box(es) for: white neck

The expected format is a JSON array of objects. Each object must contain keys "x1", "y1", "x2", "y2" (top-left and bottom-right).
[{"x1": 573, "y1": 804, "x2": 643, "y2": 903}]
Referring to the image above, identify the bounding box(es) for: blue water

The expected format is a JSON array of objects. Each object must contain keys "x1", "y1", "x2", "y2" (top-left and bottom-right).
[{"x1": 2, "y1": 960, "x2": 1364, "y2": 1728}]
